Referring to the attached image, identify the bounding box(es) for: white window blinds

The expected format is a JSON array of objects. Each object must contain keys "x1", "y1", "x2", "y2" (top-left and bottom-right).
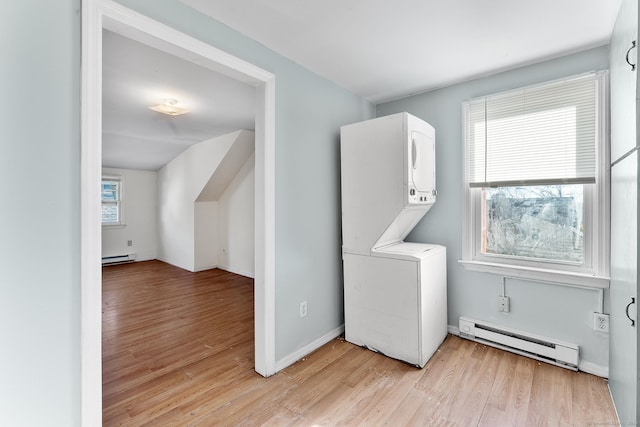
[{"x1": 465, "y1": 72, "x2": 602, "y2": 188}]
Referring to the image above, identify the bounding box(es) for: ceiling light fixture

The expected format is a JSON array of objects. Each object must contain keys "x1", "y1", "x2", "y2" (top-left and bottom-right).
[{"x1": 149, "y1": 98, "x2": 189, "y2": 116}]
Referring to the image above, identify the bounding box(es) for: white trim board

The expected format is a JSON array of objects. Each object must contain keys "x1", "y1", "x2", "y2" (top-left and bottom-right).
[
  {"x1": 275, "y1": 325, "x2": 345, "y2": 372},
  {"x1": 81, "y1": 1, "x2": 276, "y2": 425}
]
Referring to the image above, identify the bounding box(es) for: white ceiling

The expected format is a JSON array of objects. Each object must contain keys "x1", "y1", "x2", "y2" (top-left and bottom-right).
[
  {"x1": 181, "y1": 0, "x2": 622, "y2": 103},
  {"x1": 102, "y1": 30, "x2": 256, "y2": 171},
  {"x1": 104, "y1": 1, "x2": 622, "y2": 170}
]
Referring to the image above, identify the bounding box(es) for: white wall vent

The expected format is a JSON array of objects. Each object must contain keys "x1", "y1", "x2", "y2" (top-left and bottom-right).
[
  {"x1": 101, "y1": 253, "x2": 136, "y2": 265},
  {"x1": 458, "y1": 316, "x2": 579, "y2": 370}
]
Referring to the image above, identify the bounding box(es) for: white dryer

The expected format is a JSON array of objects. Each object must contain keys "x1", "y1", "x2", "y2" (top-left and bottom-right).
[{"x1": 340, "y1": 112, "x2": 447, "y2": 367}]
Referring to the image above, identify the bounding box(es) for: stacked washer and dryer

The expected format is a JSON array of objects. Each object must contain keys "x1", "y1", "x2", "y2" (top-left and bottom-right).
[{"x1": 340, "y1": 112, "x2": 447, "y2": 368}]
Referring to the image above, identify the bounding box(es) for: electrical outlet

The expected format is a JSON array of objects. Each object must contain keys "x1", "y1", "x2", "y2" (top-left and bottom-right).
[
  {"x1": 299, "y1": 301, "x2": 308, "y2": 318},
  {"x1": 593, "y1": 313, "x2": 609, "y2": 333},
  {"x1": 127, "y1": 240, "x2": 132, "y2": 247},
  {"x1": 498, "y1": 296, "x2": 510, "y2": 313}
]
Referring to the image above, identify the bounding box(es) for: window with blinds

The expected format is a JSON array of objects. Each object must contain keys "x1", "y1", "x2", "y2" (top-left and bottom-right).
[
  {"x1": 460, "y1": 71, "x2": 609, "y2": 288},
  {"x1": 465, "y1": 73, "x2": 602, "y2": 188}
]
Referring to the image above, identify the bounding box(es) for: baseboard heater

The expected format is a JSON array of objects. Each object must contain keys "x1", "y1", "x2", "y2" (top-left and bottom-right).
[
  {"x1": 458, "y1": 316, "x2": 579, "y2": 371},
  {"x1": 102, "y1": 253, "x2": 136, "y2": 265}
]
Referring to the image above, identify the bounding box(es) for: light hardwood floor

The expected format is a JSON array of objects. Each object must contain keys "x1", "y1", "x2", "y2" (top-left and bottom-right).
[{"x1": 103, "y1": 260, "x2": 618, "y2": 426}]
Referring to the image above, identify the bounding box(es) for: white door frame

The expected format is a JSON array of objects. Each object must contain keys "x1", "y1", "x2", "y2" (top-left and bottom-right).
[{"x1": 81, "y1": 1, "x2": 276, "y2": 424}]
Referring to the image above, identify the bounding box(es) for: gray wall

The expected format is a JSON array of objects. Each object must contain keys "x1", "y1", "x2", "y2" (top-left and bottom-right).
[
  {"x1": 377, "y1": 46, "x2": 610, "y2": 371},
  {"x1": 0, "y1": 0, "x2": 80, "y2": 426},
  {"x1": 1, "y1": 0, "x2": 373, "y2": 425},
  {"x1": 1, "y1": 1, "x2": 81, "y2": 425}
]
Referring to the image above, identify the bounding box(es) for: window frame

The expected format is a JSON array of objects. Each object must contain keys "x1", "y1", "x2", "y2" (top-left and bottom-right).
[
  {"x1": 101, "y1": 175, "x2": 125, "y2": 227},
  {"x1": 460, "y1": 71, "x2": 610, "y2": 289}
]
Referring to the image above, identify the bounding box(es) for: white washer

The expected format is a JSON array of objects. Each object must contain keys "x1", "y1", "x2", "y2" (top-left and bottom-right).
[
  {"x1": 343, "y1": 243, "x2": 446, "y2": 367},
  {"x1": 340, "y1": 112, "x2": 447, "y2": 368}
]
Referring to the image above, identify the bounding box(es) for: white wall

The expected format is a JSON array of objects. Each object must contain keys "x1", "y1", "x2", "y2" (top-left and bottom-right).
[
  {"x1": 157, "y1": 130, "x2": 250, "y2": 271},
  {"x1": 157, "y1": 150, "x2": 195, "y2": 270},
  {"x1": 104, "y1": 134, "x2": 254, "y2": 273},
  {"x1": 102, "y1": 167, "x2": 157, "y2": 261},
  {"x1": 377, "y1": 46, "x2": 611, "y2": 375},
  {"x1": 194, "y1": 201, "x2": 218, "y2": 271},
  {"x1": 218, "y1": 154, "x2": 255, "y2": 277}
]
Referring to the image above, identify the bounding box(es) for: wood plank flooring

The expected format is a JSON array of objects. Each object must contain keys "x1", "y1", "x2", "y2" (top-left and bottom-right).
[{"x1": 103, "y1": 260, "x2": 618, "y2": 426}]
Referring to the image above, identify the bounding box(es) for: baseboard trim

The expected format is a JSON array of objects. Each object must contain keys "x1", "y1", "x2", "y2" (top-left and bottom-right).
[
  {"x1": 578, "y1": 360, "x2": 608, "y2": 378},
  {"x1": 275, "y1": 324, "x2": 345, "y2": 372},
  {"x1": 448, "y1": 324, "x2": 608, "y2": 378},
  {"x1": 193, "y1": 264, "x2": 217, "y2": 272},
  {"x1": 155, "y1": 256, "x2": 193, "y2": 272},
  {"x1": 218, "y1": 265, "x2": 255, "y2": 279},
  {"x1": 134, "y1": 255, "x2": 155, "y2": 262}
]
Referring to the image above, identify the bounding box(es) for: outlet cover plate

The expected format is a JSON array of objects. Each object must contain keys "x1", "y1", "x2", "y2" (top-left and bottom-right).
[
  {"x1": 299, "y1": 301, "x2": 308, "y2": 318},
  {"x1": 593, "y1": 313, "x2": 609, "y2": 333}
]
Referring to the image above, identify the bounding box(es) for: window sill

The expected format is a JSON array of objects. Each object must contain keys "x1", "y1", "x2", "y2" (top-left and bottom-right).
[{"x1": 458, "y1": 260, "x2": 609, "y2": 289}]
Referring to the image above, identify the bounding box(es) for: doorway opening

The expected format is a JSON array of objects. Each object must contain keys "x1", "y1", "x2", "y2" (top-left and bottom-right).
[{"x1": 81, "y1": 1, "x2": 276, "y2": 424}]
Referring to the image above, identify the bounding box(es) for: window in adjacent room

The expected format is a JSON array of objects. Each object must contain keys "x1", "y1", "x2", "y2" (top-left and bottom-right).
[
  {"x1": 460, "y1": 71, "x2": 609, "y2": 288},
  {"x1": 101, "y1": 176, "x2": 124, "y2": 226}
]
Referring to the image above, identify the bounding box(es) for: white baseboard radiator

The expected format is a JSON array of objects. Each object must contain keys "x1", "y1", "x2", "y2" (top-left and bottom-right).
[
  {"x1": 458, "y1": 316, "x2": 579, "y2": 371},
  {"x1": 102, "y1": 253, "x2": 136, "y2": 265}
]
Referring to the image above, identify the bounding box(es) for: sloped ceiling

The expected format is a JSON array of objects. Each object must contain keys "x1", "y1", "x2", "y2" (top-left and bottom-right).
[{"x1": 102, "y1": 30, "x2": 256, "y2": 171}]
